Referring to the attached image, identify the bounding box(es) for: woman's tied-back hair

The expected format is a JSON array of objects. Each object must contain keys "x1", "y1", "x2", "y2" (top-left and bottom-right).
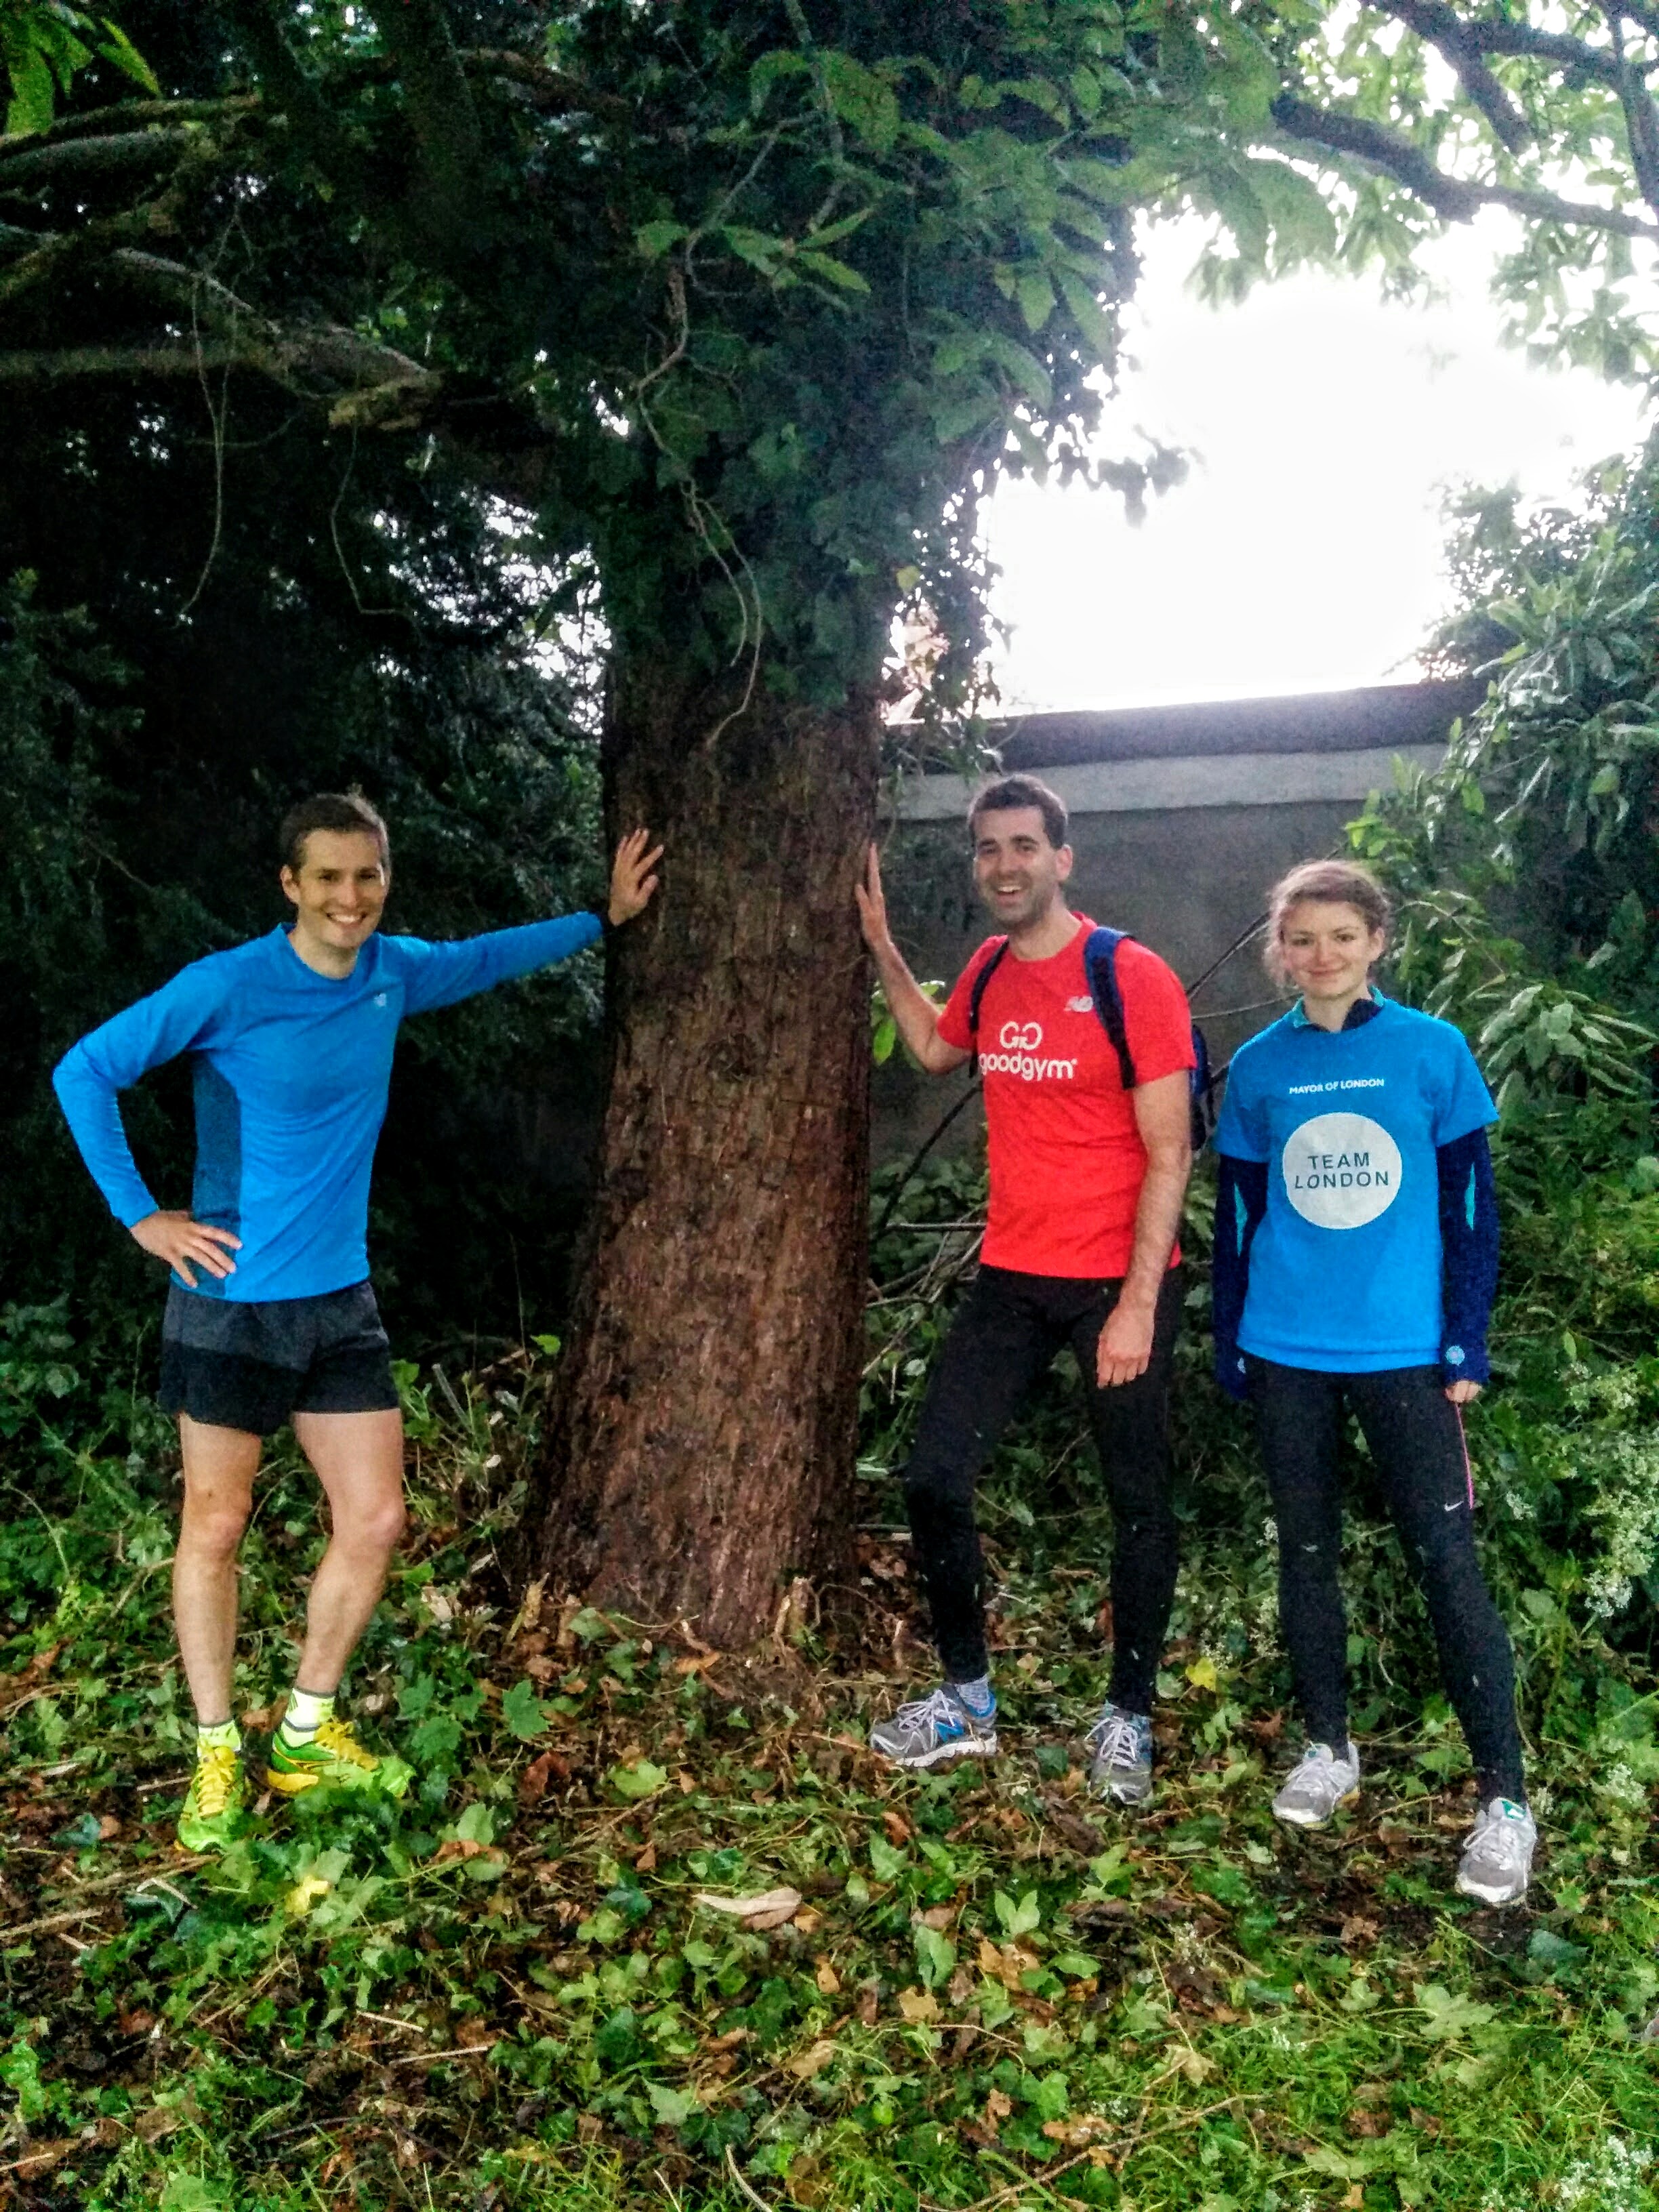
[
  {"x1": 1263, "y1": 859, "x2": 1393, "y2": 991},
  {"x1": 279, "y1": 791, "x2": 390, "y2": 876}
]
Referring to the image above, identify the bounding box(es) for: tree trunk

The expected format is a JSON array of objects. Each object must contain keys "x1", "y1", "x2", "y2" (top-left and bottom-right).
[{"x1": 525, "y1": 654, "x2": 878, "y2": 1645}]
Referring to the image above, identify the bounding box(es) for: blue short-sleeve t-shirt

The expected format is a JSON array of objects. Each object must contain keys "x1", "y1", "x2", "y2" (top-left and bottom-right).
[{"x1": 1214, "y1": 996, "x2": 1496, "y2": 1372}]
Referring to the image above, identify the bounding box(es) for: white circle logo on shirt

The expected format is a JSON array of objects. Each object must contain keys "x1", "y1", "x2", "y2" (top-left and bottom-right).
[{"x1": 1281, "y1": 1112, "x2": 1401, "y2": 1229}]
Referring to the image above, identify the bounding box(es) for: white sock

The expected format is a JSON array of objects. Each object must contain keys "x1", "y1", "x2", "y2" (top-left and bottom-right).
[{"x1": 281, "y1": 1687, "x2": 335, "y2": 1740}]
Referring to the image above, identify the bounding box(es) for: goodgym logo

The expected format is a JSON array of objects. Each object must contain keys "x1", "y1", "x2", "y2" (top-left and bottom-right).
[{"x1": 982, "y1": 1018, "x2": 1077, "y2": 1082}]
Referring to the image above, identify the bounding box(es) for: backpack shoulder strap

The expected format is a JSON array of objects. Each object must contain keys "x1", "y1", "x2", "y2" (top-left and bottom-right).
[
  {"x1": 1084, "y1": 925, "x2": 1138, "y2": 1092},
  {"x1": 966, "y1": 937, "x2": 1011, "y2": 1065}
]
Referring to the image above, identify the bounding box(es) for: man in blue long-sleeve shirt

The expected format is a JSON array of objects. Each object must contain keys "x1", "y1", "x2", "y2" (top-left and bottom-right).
[{"x1": 54, "y1": 792, "x2": 661, "y2": 1846}]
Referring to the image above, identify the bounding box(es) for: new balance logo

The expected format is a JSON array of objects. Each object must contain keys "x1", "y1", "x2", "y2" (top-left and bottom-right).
[{"x1": 1065, "y1": 994, "x2": 1094, "y2": 1013}]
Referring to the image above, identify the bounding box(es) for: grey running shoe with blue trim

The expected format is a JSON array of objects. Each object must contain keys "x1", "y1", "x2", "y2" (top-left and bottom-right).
[
  {"x1": 1085, "y1": 1702, "x2": 1153, "y2": 1805},
  {"x1": 1455, "y1": 1797, "x2": 1536, "y2": 1906},
  {"x1": 1271, "y1": 1740, "x2": 1361, "y2": 1828},
  {"x1": 869, "y1": 1685, "x2": 998, "y2": 1769}
]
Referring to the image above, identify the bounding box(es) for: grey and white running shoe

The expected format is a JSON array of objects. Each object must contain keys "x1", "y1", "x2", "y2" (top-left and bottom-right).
[
  {"x1": 1084, "y1": 1702, "x2": 1153, "y2": 1805},
  {"x1": 869, "y1": 1685, "x2": 998, "y2": 1769},
  {"x1": 1271, "y1": 1740, "x2": 1361, "y2": 1829},
  {"x1": 1455, "y1": 1797, "x2": 1536, "y2": 1906}
]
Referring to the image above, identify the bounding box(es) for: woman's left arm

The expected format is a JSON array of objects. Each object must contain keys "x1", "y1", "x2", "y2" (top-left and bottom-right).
[{"x1": 1437, "y1": 1125, "x2": 1498, "y2": 1401}]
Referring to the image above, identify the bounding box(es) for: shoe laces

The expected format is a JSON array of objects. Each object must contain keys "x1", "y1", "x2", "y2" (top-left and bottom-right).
[
  {"x1": 1468, "y1": 1800, "x2": 1530, "y2": 1862},
  {"x1": 1086, "y1": 1708, "x2": 1146, "y2": 1767},
  {"x1": 314, "y1": 1716, "x2": 375, "y2": 1768},
  {"x1": 896, "y1": 1687, "x2": 966, "y2": 1734},
  {"x1": 192, "y1": 1743, "x2": 239, "y2": 1816}
]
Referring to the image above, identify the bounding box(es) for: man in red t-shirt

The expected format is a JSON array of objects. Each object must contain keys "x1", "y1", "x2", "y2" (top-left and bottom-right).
[{"x1": 856, "y1": 774, "x2": 1193, "y2": 1800}]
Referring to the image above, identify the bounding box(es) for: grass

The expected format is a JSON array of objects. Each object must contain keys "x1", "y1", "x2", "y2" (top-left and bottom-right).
[{"x1": 0, "y1": 1302, "x2": 1656, "y2": 2211}]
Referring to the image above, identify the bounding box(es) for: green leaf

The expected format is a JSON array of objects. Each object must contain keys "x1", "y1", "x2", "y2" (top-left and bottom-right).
[
  {"x1": 868, "y1": 1832, "x2": 907, "y2": 1883},
  {"x1": 609, "y1": 1758, "x2": 668, "y2": 1801},
  {"x1": 453, "y1": 1801, "x2": 495, "y2": 1846},
  {"x1": 1414, "y1": 1982, "x2": 1498, "y2": 2040},
  {"x1": 994, "y1": 1887, "x2": 1042, "y2": 1938},
  {"x1": 1015, "y1": 268, "x2": 1056, "y2": 333},
  {"x1": 5, "y1": 47, "x2": 56, "y2": 136},
  {"x1": 647, "y1": 2081, "x2": 701, "y2": 2127},
  {"x1": 914, "y1": 1923, "x2": 956, "y2": 1988},
  {"x1": 721, "y1": 226, "x2": 787, "y2": 274},
  {"x1": 872, "y1": 1014, "x2": 897, "y2": 1065},
  {"x1": 749, "y1": 47, "x2": 812, "y2": 115},
  {"x1": 1190, "y1": 1860, "x2": 1253, "y2": 1907},
  {"x1": 503, "y1": 1677, "x2": 553, "y2": 1741},
  {"x1": 636, "y1": 220, "x2": 689, "y2": 260},
  {"x1": 796, "y1": 249, "x2": 870, "y2": 294},
  {"x1": 96, "y1": 18, "x2": 159, "y2": 95},
  {"x1": 821, "y1": 49, "x2": 901, "y2": 152}
]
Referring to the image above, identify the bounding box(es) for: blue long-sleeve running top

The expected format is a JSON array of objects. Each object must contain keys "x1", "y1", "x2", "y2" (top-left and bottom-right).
[
  {"x1": 1210, "y1": 991, "x2": 1500, "y2": 1397},
  {"x1": 54, "y1": 915, "x2": 601, "y2": 1302}
]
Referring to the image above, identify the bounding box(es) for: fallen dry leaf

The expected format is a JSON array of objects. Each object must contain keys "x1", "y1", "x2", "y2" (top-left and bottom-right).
[
  {"x1": 706, "y1": 2027, "x2": 751, "y2": 2052},
  {"x1": 1171, "y1": 2046, "x2": 1217, "y2": 2084},
  {"x1": 455, "y1": 2019, "x2": 493, "y2": 2048},
  {"x1": 785, "y1": 2039, "x2": 838, "y2": 2081},
  {"x1": 815, "y1": 1960, "x2": 841, "y2": 1995},
  {"x1": 914, "y1": 1904, "x2": 955, "y2": 1931},
  {"x1": 693, "y1": 1886, "x2": 802, "y2": 1930},
  {"x1": 897, "y1": 1987, "x2": 939, "y2": 2024},
  {"x1": 793, "y1": 1906, "x2": 823, "y2": 1935},
  {"x1": 1341, "y1": 1914, "x2": 1380, "y2": 1946},
  {"x1": 854, "y1": 1984, "x2": 880, "y2": 2026},
  {"x1": 634, "y1": 1843, "x2": 657, "y2": 1874},
  {"x1": 983, "y1": 2088, "x2": 1012, "y2": 2135},
  {"x1": 1042, "y1": 2114, "x2": 1113, "y2": 2146},
  {"x1": 882, "y1": 1807, "x2": 914, "y2": 1846}
]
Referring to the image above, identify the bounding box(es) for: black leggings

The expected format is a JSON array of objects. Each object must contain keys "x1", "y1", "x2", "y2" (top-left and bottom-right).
[
  {"x1": 902, "y1": 1265, "x2": 1183, "y2": 1708},
  {"x1": 1248, "y1": 1357, "x2": 1525, "y2": 1803}
]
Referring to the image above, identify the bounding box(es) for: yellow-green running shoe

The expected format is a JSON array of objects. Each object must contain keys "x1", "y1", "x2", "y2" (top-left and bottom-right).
[
  {"x1": 177, "y1": 1742, "x2": 248, "y2": 1850},
  {"x1": 265, "y1": 1715, "x2": 412, "y2": 1800}
]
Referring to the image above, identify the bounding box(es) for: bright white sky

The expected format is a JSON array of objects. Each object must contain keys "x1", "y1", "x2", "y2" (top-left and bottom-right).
[{"x1": 987, "y1": 213, "x2": 1650, "y2": 713}]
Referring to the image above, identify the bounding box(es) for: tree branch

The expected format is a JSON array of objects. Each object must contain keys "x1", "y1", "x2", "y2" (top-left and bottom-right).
[
  {"x1": 1371, "y1": 0, "x2": 1534, "y2": 149},
  {"x1": 0, "y1": 322, "x2": 439, "y2": 420},
  {"x1": 1605, "y1": 7, "x2": 1659, "y2": 216},
  {"x1": 1270, "y1": 94, "x2": 1659, "y2": 237},
  {"x1": 364, "y1": 0, "x2": 487, "y2": 256},
  {"x1": 458, "y1": 49, "x2": 628, "y2": 120},
  {"x1": 0, "y1": 96, "x2": 258, "y2": 153},
  {"x1": 0, "y1": 129, "x2": 199, "y2": 188}
]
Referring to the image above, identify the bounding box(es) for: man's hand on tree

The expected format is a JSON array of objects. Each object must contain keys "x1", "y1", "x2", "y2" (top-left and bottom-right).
[
  {"x1": 608, "y1": 827, "x2": 663, "y2": 925},
  {"x1": 1097, "y1": 1296, "x2": 1155, "y2": 1389},
  {"x1": 854, "y1": 842, "x2": 893, "y2": 956},
  {"x1": 131, "y1": 1210, "x2": 241, "y2": 1288}
]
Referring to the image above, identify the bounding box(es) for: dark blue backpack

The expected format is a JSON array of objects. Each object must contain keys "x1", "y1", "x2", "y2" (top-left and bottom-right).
[{"x1": 966, "y1": 924, "x2": 1216, "y2": 1151}]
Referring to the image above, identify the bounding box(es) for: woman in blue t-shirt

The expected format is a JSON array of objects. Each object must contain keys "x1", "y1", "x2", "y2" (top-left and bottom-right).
[{"x1": 1214, "y1": 859, "x2": 1534, "y2": 1907}]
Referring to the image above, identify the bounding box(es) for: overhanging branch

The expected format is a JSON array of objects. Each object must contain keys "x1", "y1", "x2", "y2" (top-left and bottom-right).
[
  {"x1": 0, "y1": 129, "x2": 199, "y2": 187},
  {"x1": 1372, "y1": 0, "x2": 1535, "y2": 148},
  {"x1": 1270, "y1": 94, "x2": 1659, "y2": 238}
]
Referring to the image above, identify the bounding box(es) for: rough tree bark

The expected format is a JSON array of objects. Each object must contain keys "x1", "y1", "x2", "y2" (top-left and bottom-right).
[{"x1": 526, "y1": 653, "x2": 878, "y2": 1645}]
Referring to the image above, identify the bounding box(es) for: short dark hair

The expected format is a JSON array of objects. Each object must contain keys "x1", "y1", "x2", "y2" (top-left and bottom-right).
[
  {"x1": 279, "y1": 792, "x2": 390, "y2": 875},
  {"x1": 968, "y1": 774, "x2": 1068, "y2": 850}
]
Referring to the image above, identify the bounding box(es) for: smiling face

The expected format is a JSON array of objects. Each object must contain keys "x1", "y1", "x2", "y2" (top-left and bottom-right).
[
  {"x1": 280, "y1": 827, "x2": 389, "y2": 976},
  {"x1": 1277, "y1": 898, "x2": 1386, "y2": 1009},
  {"x1": 970, "y1": 804, "x2": 1073, "y2": 935}
]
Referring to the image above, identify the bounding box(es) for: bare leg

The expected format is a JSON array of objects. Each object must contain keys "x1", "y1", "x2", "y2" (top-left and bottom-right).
[
  {"x1": 174, "y1": 1416, "x2": 262, "y2": 1724},
  {"x1": 289, "y1": 1408, "x2": 407, "y2": 1694}
]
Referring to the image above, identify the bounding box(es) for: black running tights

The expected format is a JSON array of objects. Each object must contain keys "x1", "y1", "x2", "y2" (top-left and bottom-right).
[
  {"x1": 902, "y1": 1265, "x2": 1183, "y2": 1708},
  {"x1": 1248, "y1": 1357, "x2": 1525, "y2": 1803}
]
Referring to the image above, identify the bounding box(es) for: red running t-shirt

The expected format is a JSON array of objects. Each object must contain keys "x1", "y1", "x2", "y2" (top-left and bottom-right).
[{"x1": 935, "y1": 916, "x2": 1195, "y2": 1279}]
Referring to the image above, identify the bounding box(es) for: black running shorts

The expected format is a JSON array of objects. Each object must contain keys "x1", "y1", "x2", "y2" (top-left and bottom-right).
[{"x1": 158, "y1": 1280, "x2": 400, "y2": 1436}]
